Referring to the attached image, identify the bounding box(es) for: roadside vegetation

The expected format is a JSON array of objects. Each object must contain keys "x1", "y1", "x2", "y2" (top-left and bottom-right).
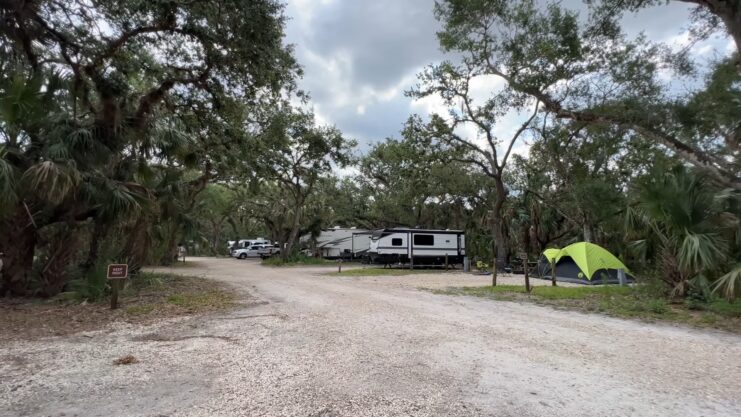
[
  {"x1": 432, "y1": 285, "x2": 741, "y2": 333},
  {"x1": 0, "y1": 0, "x2": 738, "y2": 325},
  {"x1": 0, "y1": 273, "x2": 235, "y2": 341},
  {"x1": 330, "y1": 268, "x2": 451, "y2": 277},
  {"x1": 261, "y1": 255, "x2": 336, "y2": 267}
]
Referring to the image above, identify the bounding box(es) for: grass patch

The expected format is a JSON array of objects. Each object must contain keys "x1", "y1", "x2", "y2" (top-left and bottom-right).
[
  {"x1": 125, "y1": 304, "x2": 156, "y2": 316},
  {"x1": 0, "y1": 272, "x2": 236, "y2": 341},
  {"x1": 330, "y1": 267, "x2": 449, "y2": 277},
  {"x1": 433, "y1": 284, "x2": 741, "y2": 333},
  {"x1": 166, "y1": 291, "x2": 233, "y2": 312},
  {"x1": 707, "y1": 300, "x2": 741, "y2": 317},
  {"x1": 262, "y1": 255, "x2": 336, "y2": 267}
]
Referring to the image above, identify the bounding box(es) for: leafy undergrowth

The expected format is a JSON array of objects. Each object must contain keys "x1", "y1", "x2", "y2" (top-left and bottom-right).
[
  {"x1": 432, "y1": 285, "x2": 741, "y2": 333},
  {"x1": 330, "y1": 267, "x2": 451, "y2": 277},
  {"x1": 0, "y1": 273, "x2": 236, "y2": 342},
  {"x1": 262, "y1": 255, "x2": 337, "y2": 267}
]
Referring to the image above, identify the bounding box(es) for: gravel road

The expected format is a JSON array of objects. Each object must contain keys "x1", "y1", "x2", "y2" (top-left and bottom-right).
[{"x1": 2, "y1": 257, "x2": 740, "y2": 417}]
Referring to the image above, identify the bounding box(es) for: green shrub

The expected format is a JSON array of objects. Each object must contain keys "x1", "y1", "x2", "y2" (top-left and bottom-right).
[
  {"x1": 262, "y1": 254, "x2": 333, "y2": 266},
  {"x1": 67, "y1": 262, "x2": 110, "y2": 301},
  {"x1": 648, "y1": 299, "x2": 668, "y2": 314},
  {"x1": 708, "y1": 300, "x2": 741, "y2": 317}
]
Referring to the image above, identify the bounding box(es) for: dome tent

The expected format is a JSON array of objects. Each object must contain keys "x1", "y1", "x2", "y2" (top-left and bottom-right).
[{"x1": 537, "y1": 242, "x2": 634, "y2": 285}]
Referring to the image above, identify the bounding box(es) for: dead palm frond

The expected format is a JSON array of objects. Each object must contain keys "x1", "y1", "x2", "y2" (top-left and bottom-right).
[{"x1": 712, "y1": 264, "x2": 741, "y2": 303}]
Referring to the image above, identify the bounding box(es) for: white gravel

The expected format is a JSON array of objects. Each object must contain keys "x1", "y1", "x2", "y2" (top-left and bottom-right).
[{"x1": 1, "y1": 257, "x2": 740, "y2": 417}]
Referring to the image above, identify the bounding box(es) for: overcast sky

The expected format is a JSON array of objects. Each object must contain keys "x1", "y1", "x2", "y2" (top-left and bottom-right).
[{"x1": 282, "y1": 0, "x2": 730, "y2": 154}]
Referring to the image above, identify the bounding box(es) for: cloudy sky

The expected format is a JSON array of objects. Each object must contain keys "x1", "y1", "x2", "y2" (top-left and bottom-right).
[{"x1": 282, "y1": 0, "x2": 729, "y2": 153}]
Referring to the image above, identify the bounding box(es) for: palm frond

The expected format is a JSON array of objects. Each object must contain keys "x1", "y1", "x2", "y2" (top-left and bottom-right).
[
  {"x1": 22, "y1": 160, "x2": 81, "y2": 204},
  {"x1": 712, "y1": 263, "x2": 741, "y2": 302},
  {"x1": 0, "y1": 149, "x2": 19, "y2": 210},
  {"x1": 677, "y1": 232, "x2": 727, "y2": 274}
]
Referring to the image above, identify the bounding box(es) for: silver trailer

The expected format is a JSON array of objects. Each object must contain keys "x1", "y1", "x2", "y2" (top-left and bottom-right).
[{"x1": 367, "y1": 228, "x2": 466, "y2": 266}]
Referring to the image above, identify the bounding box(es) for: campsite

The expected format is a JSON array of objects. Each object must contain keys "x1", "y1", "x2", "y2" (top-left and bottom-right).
[{"x1": 1, "y1": 0, "x2": 740, "y2": 416}]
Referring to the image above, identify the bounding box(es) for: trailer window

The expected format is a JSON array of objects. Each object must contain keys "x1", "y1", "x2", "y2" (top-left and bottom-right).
[
  {"x1": 391, "y1": 238, "x2": 403, "y2": 246},
  {"x1": 413, "y1": 234, "x2": 434, "y2": 246}
]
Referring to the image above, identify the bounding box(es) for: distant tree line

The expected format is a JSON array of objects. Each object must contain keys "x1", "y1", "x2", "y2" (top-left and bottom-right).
[{"x1": 1, "y1": 0, "x2": 738, "y2": 302}]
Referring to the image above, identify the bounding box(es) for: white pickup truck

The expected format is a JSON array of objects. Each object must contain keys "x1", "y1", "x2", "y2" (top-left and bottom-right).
[
  {"x1": 258, "y1": 244, "x2": 281, "y2": 259},
  {"x1": 232, "y1": 243, "x2": 280, "y2": 259}
]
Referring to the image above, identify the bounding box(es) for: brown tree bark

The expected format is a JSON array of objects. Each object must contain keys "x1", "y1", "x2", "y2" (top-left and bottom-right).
[
  {"x1": 0, "y1": 207, "x2": 37, "y2": 296},
  {"x1": 39, "y1": 228, "x2": 82, "y2": 297},
  {"x1": 491, "y1": 175, "x2": 509, "y2": 271},
  {"x1": 282, "y1": 204, "x2": 303, "y2": 260}
]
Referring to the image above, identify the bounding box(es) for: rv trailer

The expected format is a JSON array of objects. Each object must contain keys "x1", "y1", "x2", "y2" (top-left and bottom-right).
[
  {"x1": 367, "y1": 228, "x2": 465, "y2": 266},
  {"x1": 304, "y1": 227, "x2": 372, "y2": 259}
]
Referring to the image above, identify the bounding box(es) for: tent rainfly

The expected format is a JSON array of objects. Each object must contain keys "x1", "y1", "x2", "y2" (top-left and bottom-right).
[{"x1": 537, "y1": 242, "x2": 634, "y2": 285}]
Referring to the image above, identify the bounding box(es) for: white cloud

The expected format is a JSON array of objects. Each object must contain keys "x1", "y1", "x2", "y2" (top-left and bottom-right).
[{"x1": 283, "y1": 0, "x2": 733, "y2": 157}]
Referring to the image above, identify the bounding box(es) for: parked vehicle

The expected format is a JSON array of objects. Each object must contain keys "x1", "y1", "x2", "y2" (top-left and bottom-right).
[
  {"x1": 367, "y1": 228, "x2": 465, "y2": 266},
  {"x1": 229, "y1": 238, "x2": 271, "y2": 256},
  {"x1": 300, "y1": 227, "x2": 372, "y2": 259},
  {"x1": 258, "y1": 244, "x2": 281, "y2": 259},
  {"x1": 232, "y1": 243, "x2": 273, "y2": 259}
]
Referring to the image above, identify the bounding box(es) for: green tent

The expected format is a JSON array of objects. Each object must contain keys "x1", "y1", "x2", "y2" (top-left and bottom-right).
[
  {"x1": 538, "y1": 242, "x2": 632, "y2": 285},
  {"x1": 543, "y1": 248, "x2": 561, "y2": 263}
]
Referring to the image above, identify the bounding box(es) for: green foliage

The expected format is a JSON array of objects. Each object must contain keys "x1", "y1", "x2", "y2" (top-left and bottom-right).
[
  {"x1": 261, "y1": 255, "x2": 334, "y2": 267},
  {"x1": 330, "y1": 268, "x2": 445, "y2": 277},
  {"x1": 713, "y1": 264, "x2": 741, "y2": 303},
  {"x1": 626, "y1": 166, "x2": 740, "y2": 298},
  {"x1": 67, "y1": 263, "x2": 110, "y2": 302},
  {"x1": 438, "y1": 283, "x2": 741, "y2": 332},
  {"x1": 0, "y1": 0, "x2": 299, "y2": 295}
]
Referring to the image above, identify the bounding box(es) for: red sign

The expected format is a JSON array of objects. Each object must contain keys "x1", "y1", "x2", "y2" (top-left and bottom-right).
[{"x1": 107, "y1": 264, "x2": 128, "y2": 280}]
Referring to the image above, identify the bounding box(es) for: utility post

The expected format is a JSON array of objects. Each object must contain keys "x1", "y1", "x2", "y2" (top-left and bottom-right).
[
  {"x1": 550, "y1": 260, "x2": 558, "y2": 287},
  {"x1": 491, "y1": 257, "x2": 497, "y2": 287},
  {"x1": 521, "y1": 251, "x2": 531, "y2": 293},
  {"x1": 107, "y1": 264, "x2": 129, "y2": 310}
]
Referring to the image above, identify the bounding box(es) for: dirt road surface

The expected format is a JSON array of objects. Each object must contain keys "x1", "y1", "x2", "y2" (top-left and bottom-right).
[{"x1": 2, "y1": 257, "x2": 740, "y2": 416}]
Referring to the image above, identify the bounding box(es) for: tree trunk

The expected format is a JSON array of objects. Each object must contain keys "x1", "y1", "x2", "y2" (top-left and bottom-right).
[
  {"x1": 699, "y1": 0, "x2": 741, "y2": 60},
  {"x1": 0, "y1": 208, "x2": 37, "y2": 296},
  {"x1": 491, "y1": 176, "x2": 509, "y2": 271},
  {"x1": 122, "y1": 215, "x2": 150, "y2": 273},
  {"x1": 524, "y1": 251, "x2": 531, "y2": 293},
  {"x1": 39, "y1": 227, "x2": 82, "y2": 297},
  {"x1": 282, "y1": 205, "x2": 303, "y2": 260},
  {"x1": 161, "y1": 224, "x2": 180, "y2": 266},
  {"x1": 583, "y1": 224, "x2": 593, "y2": 243},
  {"x1": 82, "y1": 219, "x2": 107, "y2": 272}
]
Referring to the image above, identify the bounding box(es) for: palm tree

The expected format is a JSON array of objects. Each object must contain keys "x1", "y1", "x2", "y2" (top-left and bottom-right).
[{"x1": 626, "y1": 166, "x2": 740, "y2": 299}]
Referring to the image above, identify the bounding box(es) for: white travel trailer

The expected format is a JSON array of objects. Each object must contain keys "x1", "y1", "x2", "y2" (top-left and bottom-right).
[
  {"x1": 237, "y1": 238, "x2": 270, "y2": 248},
  {"x1": 367, "y1": 228, "x2": 466, "y2": 266},
  {"x1": 304, "y1": 227, "x2": 372, "y2": 259}
]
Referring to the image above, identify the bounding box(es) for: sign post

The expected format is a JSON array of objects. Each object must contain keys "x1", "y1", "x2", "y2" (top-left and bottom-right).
[{"x1": 107, "y1": 264, "x2": 128, "y2": 310}]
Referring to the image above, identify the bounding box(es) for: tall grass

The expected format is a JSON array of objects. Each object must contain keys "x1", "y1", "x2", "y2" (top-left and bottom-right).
[{"x1": 262, "y1": 254, "x2": 334, "y2": 266}]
